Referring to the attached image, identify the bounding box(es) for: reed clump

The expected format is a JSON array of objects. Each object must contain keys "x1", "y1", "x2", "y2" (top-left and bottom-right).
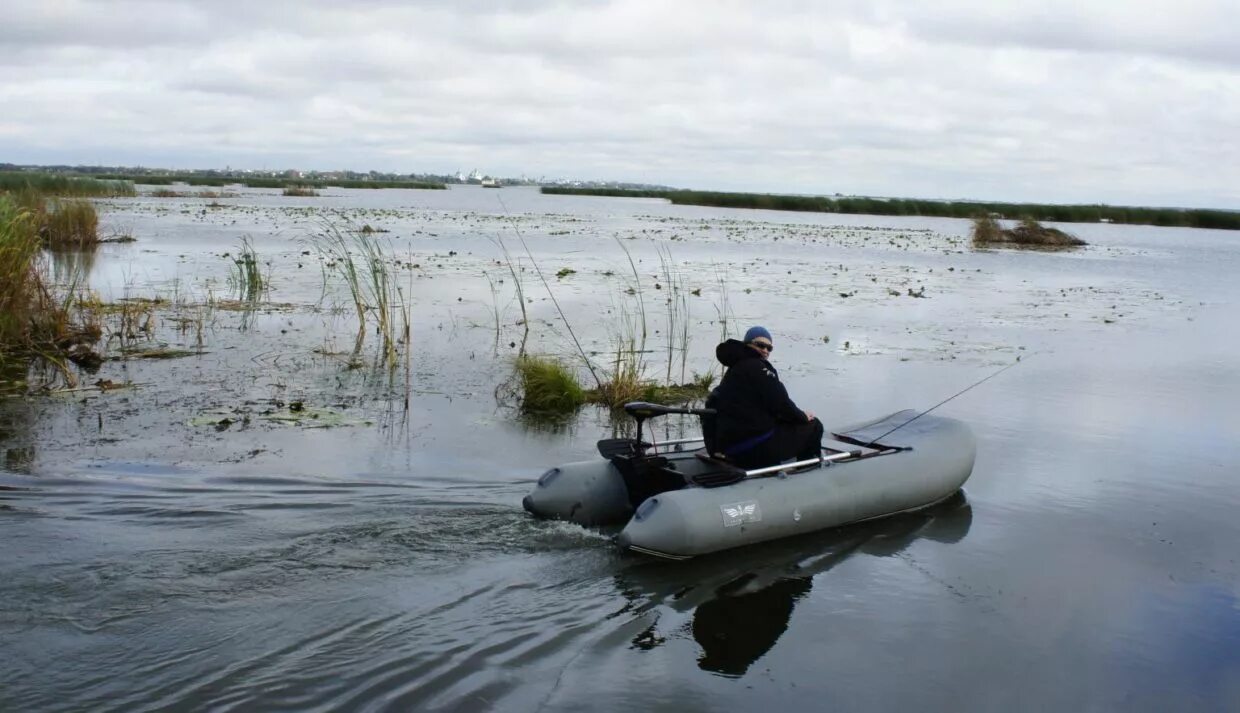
[
  {"x1": 972, "y1": 216, "x2": 1086, "y2": 248},
  {"x1": 313, "y1": 221, "x2": 408, "y2": 369},
  {"x1": 0, "y1": 196, "x2": 45, "y2": 346},
  {"x1": 228, "y1": 236, "x2": 266, "y2": 303},
  {"x1": 0, "y1": 195, "x2": 103, "y2": 380},
  {"x1": 283, "y1": 185, "x2": 320, "y2": 197},
  {"x1": 41, "y1": 199, "x2": 99, "y2": 249}
]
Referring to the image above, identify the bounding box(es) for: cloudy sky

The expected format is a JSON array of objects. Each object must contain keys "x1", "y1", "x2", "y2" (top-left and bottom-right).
[{"x1": 2, "y1": 0, "x2": 1236, "y2": 207}]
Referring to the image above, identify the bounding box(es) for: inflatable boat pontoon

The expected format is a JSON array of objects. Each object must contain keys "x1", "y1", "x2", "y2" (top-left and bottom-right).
[{"x1": 523, "y1": 402, "x2": 976, "y2": 559}]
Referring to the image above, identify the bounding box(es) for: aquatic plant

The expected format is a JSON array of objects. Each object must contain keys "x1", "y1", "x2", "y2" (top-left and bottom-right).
[
  {"x1": 283, "y1": 185, "x2": 320, "y2": 197},
  {"x1": 41, "y1": 199, "x2": 99, "y2": 249},
  {"x1": 312, "y1": 220, "x2": 407, "y2": 369},
  {"x1": 972, "y1": 217, "x2": 1086, "y2": 248},
  {"x1": 228, "y1": 236, "x2": 267, "y2": 304},
  {"x1": 0, "y1": 195, "x2": 104, "y2": 385},
  {"x1": 656, "y1": 244, "x2": 691, "y2": 384},
  {"x1": 543, "y1": 187, "x2": 1240, "y2": 231},
  {"x1": 514, "y1": 355, "x2": 586, "y2": 413},
  {"x1": 0, "y1": 171, "x2": 134, "y2": 197},
  {"x1": 0, "y1": 196, "x2": 44, "y2": 347}
]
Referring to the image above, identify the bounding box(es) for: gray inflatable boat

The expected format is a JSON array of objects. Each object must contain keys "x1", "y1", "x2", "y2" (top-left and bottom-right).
[{"x1": 523, "y1": 402, "x2": 976, "y2": 559}]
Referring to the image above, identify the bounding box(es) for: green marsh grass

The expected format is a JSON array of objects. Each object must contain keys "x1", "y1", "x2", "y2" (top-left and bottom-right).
[
  {"x1": 514, "y1": 355, "x2": 585, "y2": 414},
  {"x1": 543, "y1": 187, "x2": 1240, "y2": 231},
  {"x1": 0, "y1": 172, "x2": 134, "y2": 197}
]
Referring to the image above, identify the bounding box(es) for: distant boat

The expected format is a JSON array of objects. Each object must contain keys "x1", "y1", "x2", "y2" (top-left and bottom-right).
[{"x1": 480, "y1": 177, "x2": 500, "y2": 188}]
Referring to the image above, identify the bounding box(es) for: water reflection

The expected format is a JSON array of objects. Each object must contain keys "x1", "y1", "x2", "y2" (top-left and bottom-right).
[
  {"x1": 48, "y1": 248, "x2": 96, "y2": 285},
  {"x1": 617, "y1": 492, "x2": 973, "y2": 676}
]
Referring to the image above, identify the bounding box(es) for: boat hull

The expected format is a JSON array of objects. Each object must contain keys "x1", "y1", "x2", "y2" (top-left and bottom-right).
[{"x1": 523, "y1": 411, "x2": 976, "y2": 558}]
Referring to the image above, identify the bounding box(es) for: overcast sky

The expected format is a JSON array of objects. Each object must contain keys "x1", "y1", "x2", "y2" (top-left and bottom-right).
[{"x1": 2, "y1": 0, "x2": 1236, "y2": 207}]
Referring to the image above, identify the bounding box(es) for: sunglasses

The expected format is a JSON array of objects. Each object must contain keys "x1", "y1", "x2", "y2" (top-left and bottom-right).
[{"x1": 749, "y1": 341, "x2": 773, "y2": 352}]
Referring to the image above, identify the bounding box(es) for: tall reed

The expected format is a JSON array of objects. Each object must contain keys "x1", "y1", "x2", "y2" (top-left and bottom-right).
[
  {"x1": 228, "y1": 236, "x2": 266, "y2": 304},
  {"x1": 313, "y1": 220, "x2": 406, "y2": 369},
  {"x1": 0, "y1": 196, "x2": 44, "y2": 346},
  {"x1": 42, "y1": 199, "x2": 99, "y2": 249}
]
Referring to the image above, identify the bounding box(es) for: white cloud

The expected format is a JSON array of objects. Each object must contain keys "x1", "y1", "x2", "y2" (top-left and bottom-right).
[{"x1": 1, "y1": 0, "x2": 1236, "y2": 207}]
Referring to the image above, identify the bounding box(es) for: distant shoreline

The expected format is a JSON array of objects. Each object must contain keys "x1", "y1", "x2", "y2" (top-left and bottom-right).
[{"x1": 541, "y1": 187, "x2": 1240, "y2": 231}]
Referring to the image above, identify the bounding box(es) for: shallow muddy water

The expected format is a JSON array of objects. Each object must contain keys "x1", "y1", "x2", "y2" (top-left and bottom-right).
[{"x1": 2, "y1": 186, "x2": 1238, "y2": 711}]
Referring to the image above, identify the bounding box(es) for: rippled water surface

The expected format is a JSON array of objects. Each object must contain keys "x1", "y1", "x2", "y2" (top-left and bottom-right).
[{"x1": 2, "y1": 187, "x2": 1238, "y2": 711}]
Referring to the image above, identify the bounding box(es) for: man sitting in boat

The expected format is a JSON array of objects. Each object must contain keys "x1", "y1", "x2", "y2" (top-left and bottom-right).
[{"x1": 704, "y1": 326, "x2": 824, "y2": 469}]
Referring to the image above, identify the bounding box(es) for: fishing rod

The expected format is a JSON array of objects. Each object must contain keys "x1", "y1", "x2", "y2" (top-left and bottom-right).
[
  {"x1": 494, "y1": 192, "x2": 603, "y2": 389},
  {"x1": 863, "y1": 356, "x2": 1027, "y2": 447}
]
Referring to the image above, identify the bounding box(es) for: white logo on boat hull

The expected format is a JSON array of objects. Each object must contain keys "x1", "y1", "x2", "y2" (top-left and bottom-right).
[{"x1": 721, "y1": 500, "x2": 762, "y2": 527}]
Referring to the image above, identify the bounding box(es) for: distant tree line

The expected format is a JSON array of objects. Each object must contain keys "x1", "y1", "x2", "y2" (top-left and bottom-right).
[
  {"x1": 540, "y1": 187, "x2": 1240, "y2": 231},
  {"x1": 91, "y1": 174, "x2": 446, "y2": 190}
]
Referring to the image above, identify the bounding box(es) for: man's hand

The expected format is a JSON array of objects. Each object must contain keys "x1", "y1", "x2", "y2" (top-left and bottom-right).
[{"x1": 805, "y1": 410, "x2": 815, "y2": 421}]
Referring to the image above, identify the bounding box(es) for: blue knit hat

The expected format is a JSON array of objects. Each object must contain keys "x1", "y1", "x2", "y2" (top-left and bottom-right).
[{"x1": 743, "y1": 326, "x2": 772, "y2": 344}]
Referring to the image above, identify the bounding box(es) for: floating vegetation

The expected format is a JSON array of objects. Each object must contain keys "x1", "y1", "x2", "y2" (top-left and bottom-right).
[
  {"x1": 189, "y1": 404, "x2": 373, "y2": 429},
  {"x1": 118, "y1": 346, "x2": 201, "y2": 360},
  {"x1": 283, "y1": 185, "x2": 320, "y2": 197},
  {"x1": 972, "y1": 217, "x2": 1087, "y2": 249}
]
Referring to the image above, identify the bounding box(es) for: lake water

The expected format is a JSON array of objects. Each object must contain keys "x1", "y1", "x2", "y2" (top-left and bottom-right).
[{"x1": 2, "y1": 186, "x2": 1238, "y2": 711}]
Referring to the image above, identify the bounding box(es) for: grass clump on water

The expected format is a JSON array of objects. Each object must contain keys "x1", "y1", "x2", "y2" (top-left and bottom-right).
[
  {"x1": 515, "y1": 355, "x2": 586, "y2": 414},
  {"x1": 283, "y1": 185, "x2": 320, "y2": 197},
  {"x1": 972, "y1": 216, "x2": 1087, "y2": 248},
  {"x1": 41, "y1": 199, "x2": 100, "y2": 249},
  {"x1": 512, "y1": 351, "x2": 714, "y2": 416}
]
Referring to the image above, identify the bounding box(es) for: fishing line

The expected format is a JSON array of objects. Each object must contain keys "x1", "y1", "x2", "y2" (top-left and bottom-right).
[
  {"x1": 864, "y1": 355, "x2": 1028, "y2": 447},
  {"x1": 494, "y1": 192, "x2": 602, "y2": 388}
]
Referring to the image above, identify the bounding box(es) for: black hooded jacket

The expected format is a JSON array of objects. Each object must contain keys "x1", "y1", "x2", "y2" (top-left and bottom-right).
[{"x1": 706, "y1": 339, "x2": 808, "y2": 450}]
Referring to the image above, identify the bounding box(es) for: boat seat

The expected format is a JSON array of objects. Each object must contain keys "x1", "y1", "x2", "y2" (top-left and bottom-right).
[{"x1": 692, "y1": 452, "x2": 748, "y2": 488}]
